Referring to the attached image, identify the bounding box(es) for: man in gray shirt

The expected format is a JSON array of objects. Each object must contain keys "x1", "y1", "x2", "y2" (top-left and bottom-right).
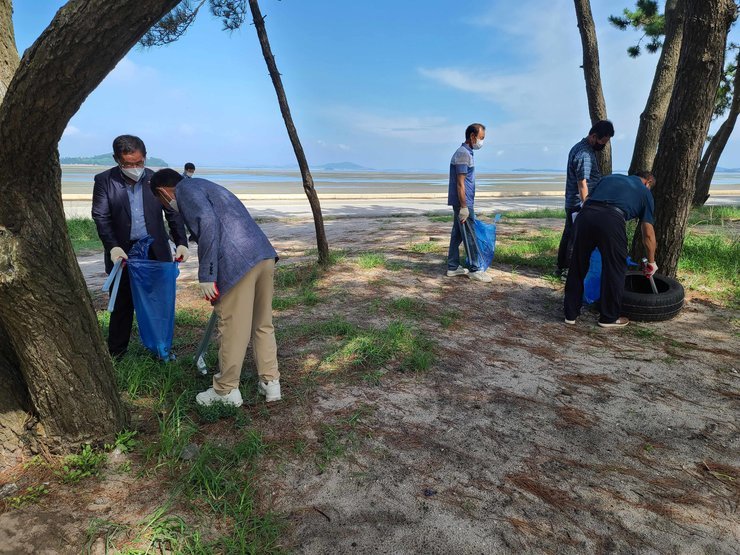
[{"x1": 556, "y1": 120, "x2": 614, "y2": 279}]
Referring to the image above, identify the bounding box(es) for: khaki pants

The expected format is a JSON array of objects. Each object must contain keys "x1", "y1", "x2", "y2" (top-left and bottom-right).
[{"x1": 212, "y1": 258, "x2": 279, "y2": 394}]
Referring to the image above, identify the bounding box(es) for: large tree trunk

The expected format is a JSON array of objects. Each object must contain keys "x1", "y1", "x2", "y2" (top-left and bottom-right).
[
  {"x1": 248, "y1": 0, "x2": 330, "y2": 265},
  {"x1": 693, "y1": 52, "x2": 740, "y2": 207},
  {"x1": 574, "y1": 0, "x2": 612, "y2": 175},
  {"x1": 0, "y1": 0, "x2": 16, "y2": 99},
  {"x1": 0, "y1": 0, "x2": 180, "y2": 454},
  {"x1": 650, "y1": 0, "x2": 736, "y2": 277},
  {"x1": 628, "y1": 0, "x2": 685, "y2": 174},
  {"x1": 0, "y1": 0, "x2": 31, "y2": 467}
]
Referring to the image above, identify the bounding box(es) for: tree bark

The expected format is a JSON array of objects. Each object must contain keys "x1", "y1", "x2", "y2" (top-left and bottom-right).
[
  {"x1": 574, "y1": 0, "x2": 612, "y2": 175},
  {"x1": 248, "y1": 0, "x2": 330, "y2": 265},
  {"x1": 0, "y1": 0, "x2": 31, "y2": 468},
  {"x1": 693, "y1": 52, "x2": 740, "y2": 206},
  {"x1": 650, "y1": 0, "x2": 736, "y2": 277},
  {"x1": 0, "y1": 0, "x2": 180, "y2": 452},
  {"x1": 0, "y1": 0, "x2": 17, "y2": 100},
  {"x1": 628, "y1": 0, "x2": 685, "y2": 175}
]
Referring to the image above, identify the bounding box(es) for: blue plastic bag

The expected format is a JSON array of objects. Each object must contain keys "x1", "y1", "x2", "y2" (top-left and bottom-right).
[
  {"x1": 127, "y1": 237, "x2": 179, "y2": 360},
  {"x1": 582, "y1": 248, "x2": 601, "y2": 304},
  {"x1": 462, "y1": 215, "x2": 500, "y2": 271}
]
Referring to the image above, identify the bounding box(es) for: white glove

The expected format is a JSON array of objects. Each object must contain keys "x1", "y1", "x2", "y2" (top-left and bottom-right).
[
  {"x1": 110, "y1": 246, "x2": 128, "y2": 261},
  {"x1": 643, "y1": 261, "x2": 658, "y2": 278},
  {"x1": 458, "y1": 207, "x2": 469, "y2": 222},
  {"x1": 175, "y1": 245, "x2": 190, "y2": 262},
  {"x1": 199, "y1": 282, "x2": 220, "y2": 301}
]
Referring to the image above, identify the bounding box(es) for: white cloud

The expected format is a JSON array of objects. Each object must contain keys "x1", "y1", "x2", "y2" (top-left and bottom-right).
[
  {"x1": 317, "y1": 139, "x2": 351, "y2": 151},
  {"x1": 108, "y1": 57, "x2": 159, "y2": 83},
  {"x1": 178, "y1": 123, "x2": 196, "y2": 136},
  {"x1": 326, "y1": 107, "x2": 461, "y2": 145},
  {"x1": 418, "y1": 0, "x2": 661, "y2": 169},
  {"x1": 62, "y1": 124, "x2": 80, "y2": 137}
]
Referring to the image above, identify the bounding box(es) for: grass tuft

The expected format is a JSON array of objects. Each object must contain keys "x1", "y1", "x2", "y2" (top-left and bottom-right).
[
  {"x1": 67, "y1": 218, "x2": 101, "y2": 253},
  {"x1": 495, "y1": 230, "x2": 560, "y2": 269},
  {"x1": 502, "y1": 208, "x2": 566, "y2": 219},
  {"x1": 357, "y1": 252, "x2": 386, "y2": 269}
]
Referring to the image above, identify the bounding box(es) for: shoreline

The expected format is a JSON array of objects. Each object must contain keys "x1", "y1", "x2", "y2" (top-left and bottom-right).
[{"x1": 61, "y1": 190, "x2": 740, "y2": 202}]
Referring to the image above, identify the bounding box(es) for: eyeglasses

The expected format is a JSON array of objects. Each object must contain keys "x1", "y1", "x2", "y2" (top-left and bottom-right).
[{"x1": 119, "y1": 159, "x2": 146, "y2": 169}]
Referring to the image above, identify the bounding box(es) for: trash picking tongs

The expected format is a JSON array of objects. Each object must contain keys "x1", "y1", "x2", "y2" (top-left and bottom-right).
[
  {"x1": 195, "y1": 310, "x2": 218, "y2": 375},
  {"x1": 459, "y1": 218, "x2": 482, "y2": 269}
]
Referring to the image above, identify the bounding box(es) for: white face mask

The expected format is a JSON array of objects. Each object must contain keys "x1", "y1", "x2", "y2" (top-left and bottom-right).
[
  {"x1": 121, "y1": 166, "x2": 145, "y2": 181},
  {"x1": 472, "y1": 138, "x2": 484, "y2": 150},
  {"x1": 185, "y1": 171, "x2": 194, "y2": 178},
  {"x1": 169, "y1": 199, "x2": 179, "y2": 212}
]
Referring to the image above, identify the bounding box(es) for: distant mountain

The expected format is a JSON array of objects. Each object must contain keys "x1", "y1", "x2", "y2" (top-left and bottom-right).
[
  {"x1": 715, "y1": 167, "x2": 740, "y2": 172},
  {"x1": 60, "y1": 153, "x2": 169, "y2": 167},
  {"x1": 316, "y1": 161, "x2": 372, "y2": 171}
]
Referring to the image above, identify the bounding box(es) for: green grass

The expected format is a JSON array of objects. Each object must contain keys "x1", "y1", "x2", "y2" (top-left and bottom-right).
[
  {"x1": 409, "y1": 241, "x2": 446, "y2": 254},
  {"x1": 67, "y1": 218, "x2": 101, "y2": 253},
  {"x1": 279, "y1": 317, "x2": 434, "y2": 374},
  {"x1": 389, "y1": 296, "x2": 426, "y2": 318},
  {"x1": 84, "y1": 315, "x2": 283, "y2": 551},
  {"x1": 494, "y1": 230, "x2": 560, "y2": 269},
  {"x1": 678, "y1": 232, "x2": 739, "y2": 306},
  {"x1": 324, "y1": 320, "x2": 434, "y2": 373},
  {"x1": 439, "y1": 309, "x2": 460, "y2": 329},
  {"x1": 357, "y1": 252, "x2": 387, "y2": 269},
  {"x1": 687, "y1": 205, "x2": 740, "y2": 226},
  {"x1": 273, "y1": 263, "x2": 323, "y2": 310},
  {"x1": 502, "y1": 208, "x2": 566, "y2": 219},
  {"x1": 58, "y1": 444, "x2": 107, "y2": 484},
  {"x1": 7, "y1": 484, "x2": 50, "y2": 509},
  {"x1": 304, "y1": 248, "x2": 347, "y2": 265},
  {"x1": 426, "y1": 213, "x2": 453, "y2": 223},
  {"x1": 315, "y1": 409, "x2": 368, "y2": 473}
]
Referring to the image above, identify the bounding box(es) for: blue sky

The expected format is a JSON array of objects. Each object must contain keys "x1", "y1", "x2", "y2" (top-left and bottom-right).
[{"x1": 11, "y1": 1, "x2": 740, "y2": 171}]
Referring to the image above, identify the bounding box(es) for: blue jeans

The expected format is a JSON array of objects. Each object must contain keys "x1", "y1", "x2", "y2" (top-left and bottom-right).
[{"x1": 448, "y1": 206, "x2": 480, "y2": 272}]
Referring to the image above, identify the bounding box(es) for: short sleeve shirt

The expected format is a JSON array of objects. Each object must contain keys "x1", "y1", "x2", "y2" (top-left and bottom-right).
[
  {"x1": 589, "y1": 174, "x2": 655, "y2": 224},
  {"x1": 448, "y1": 143, "x2": 475, "y2": 207},
  {"x1": 565, "y1": 138, "x2": 601, "y2": 209}
]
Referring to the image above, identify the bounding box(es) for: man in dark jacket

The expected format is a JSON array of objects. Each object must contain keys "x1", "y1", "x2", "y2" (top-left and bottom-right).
[
  {"x1": 150, "y1": 169, "x2": 280, "y2": 408},
  {"x1": 92, "y1": 135, "x2": 188, "y2": 357}
]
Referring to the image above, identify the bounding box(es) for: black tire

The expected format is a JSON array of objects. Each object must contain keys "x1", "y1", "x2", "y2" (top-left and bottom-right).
[{"x1": 621, "y1": 271, "x2": 684, "y2": 322}]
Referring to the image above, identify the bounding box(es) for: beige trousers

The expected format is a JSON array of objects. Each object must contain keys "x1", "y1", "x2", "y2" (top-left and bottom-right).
[{"x1": 212, "y1": 258, "x2": 279, "y2": 394}]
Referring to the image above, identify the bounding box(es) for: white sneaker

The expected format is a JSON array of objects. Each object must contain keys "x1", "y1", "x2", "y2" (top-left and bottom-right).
[
  {"x1": 257, "y1": 379, "x2": 281, "y2": 402},
  {"x1": 446, "y1": 266, "x2": 469, "y2": 277},
  {"x1": 468, "y1": 271, "x2": 492, "y2": 283},
  {"x1": 195, "y1": 387, "x2": 243, "y2": 407}
]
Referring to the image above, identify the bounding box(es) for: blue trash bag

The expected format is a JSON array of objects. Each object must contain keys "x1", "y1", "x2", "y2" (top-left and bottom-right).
[
  {"x1": 582, "y1": 248, "x2": 601, "y2": 304},
  {"x1": 127, "y1": 236, "x2": 180, "y2": 360},
  {"x1": 462, "y1": 215, "x2": 501, "y2": 271}
]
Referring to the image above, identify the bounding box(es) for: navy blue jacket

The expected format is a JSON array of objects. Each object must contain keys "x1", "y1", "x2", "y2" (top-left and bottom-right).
[{"x1": 92, "y1": 166, "x2": 187, "y2": 273}]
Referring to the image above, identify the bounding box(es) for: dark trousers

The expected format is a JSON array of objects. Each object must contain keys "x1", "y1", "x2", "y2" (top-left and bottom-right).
[
  {"x1": 108, "y1": 245, "x2": 155, "y2": 357},
  {"x1": 556, "y1": 206, "x2": 581, "y2": 270},
  {"x1": 564, "y1": 204, "x2": 627, "y2": 323}
]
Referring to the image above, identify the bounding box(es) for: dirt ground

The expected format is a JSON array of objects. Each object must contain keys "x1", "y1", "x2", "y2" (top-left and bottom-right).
[{"x1": 1, "y1": 214, "x2": 738, "y2": 554}]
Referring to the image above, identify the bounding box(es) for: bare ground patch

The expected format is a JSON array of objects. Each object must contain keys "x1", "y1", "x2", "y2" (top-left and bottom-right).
[{"x1": 2, "y1": 215, "x2": 738, "y2": 554}]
